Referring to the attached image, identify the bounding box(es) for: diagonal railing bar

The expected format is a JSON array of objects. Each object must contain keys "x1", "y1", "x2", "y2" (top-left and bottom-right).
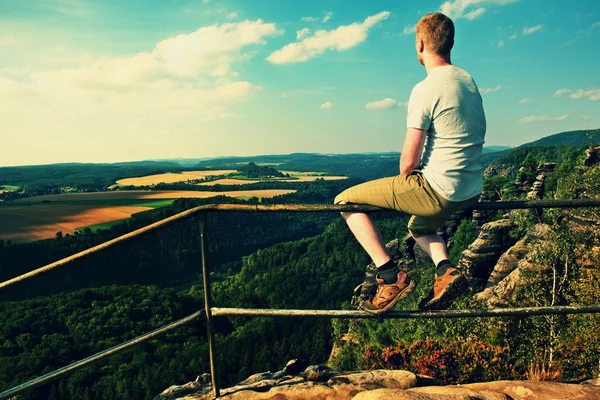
[
  {"x1": 2, "y1": 199, "x2": 600, "y2": 292},
  {"x1": 0, "y1": 310, "x2": 204, "y2": 400},
  {"x1": 2, "y1": 198, "x2": 600, "y2": 399},
  {"x1": 211, "y1": 304, "x2": 600, "y2": 319}
]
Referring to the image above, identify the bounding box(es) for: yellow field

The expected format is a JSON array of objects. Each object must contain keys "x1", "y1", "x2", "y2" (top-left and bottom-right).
[
  {"x1": 116, "y1": 170, "x2": 237, "y2": 186},
  {"x1": 0, "y1": 204, "x2": 150, "y2": 243},
  {"x1": 1, "y1": 189, "x2": 296, "y2": 243}
]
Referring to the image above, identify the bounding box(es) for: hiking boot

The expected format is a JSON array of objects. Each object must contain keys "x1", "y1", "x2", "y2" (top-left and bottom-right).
[
  {"x1": 419, "y1": 267, "x2": 468, "y2": 310},
  {"x1": 361, "y1": 269, "x2": 415, "y2": 314}
]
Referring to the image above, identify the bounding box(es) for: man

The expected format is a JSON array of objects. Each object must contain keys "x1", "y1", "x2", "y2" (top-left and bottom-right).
[{"x1": 334, "y1": 12, "x2": 486, "y2": 314}]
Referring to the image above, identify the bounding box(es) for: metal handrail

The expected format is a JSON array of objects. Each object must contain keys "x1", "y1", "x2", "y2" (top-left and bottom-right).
[
  {"x1": 0, "y1": 311, "x2": 204, "y2": 399},
  {"x1": 1, "y1": 199, "x2": 600, "y2": 399},
  {"x1": 2, "y1": 200, "x2": 600, "y2": 292}
]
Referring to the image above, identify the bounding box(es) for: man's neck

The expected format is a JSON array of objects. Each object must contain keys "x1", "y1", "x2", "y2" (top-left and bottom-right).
[{"x1": 423, "y1": 54, "x2": 452, "y2": 75}]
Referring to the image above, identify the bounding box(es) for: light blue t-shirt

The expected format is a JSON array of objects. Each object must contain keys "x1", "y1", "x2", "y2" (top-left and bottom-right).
[{"x1": 407, "y1": 65, "x2": 486, "y2": 202}]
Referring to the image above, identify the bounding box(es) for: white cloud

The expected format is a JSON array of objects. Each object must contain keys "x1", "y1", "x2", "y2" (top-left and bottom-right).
[
  {"x1": 497, "y1": 40, "x2": 505, "y2": 47},
  {"x1": 365, "y1": 97, "x2": 397, "y2": 110},
  {"x1": 519, "y1": 115, "x2": 570, "y2": 123},
  {"x1": 226, "y1": 12, "x2": 237, "y2": 20},
  {"x1": 323, "y1": 12, "x2": 333, "y2": 23},
  {"x1": 267, "y1": 11, "x2": 390, "y2": 64},
  {"x1": 480, "y1": 85, "x2": 501, "y2": 94},
  {"x1": 591, "y1": 21, "x2": 600, "y2": 29},
  {"x1": 570, "y1": 88, "x2": 600, "y2": 101},
  {"x1": 464, "y1": 7, "x2": 486, "y2": 20},
  {"x1": 320, "y1": 101, "x2": 333, "y2": 109},
  {"x1": 439, "y1": 0, "x2": 516, "y2": 20},
  {"x1": 301, "y1": 16, "x2": 319, "y2": 23},
  {"x1": 296, "y1": 28, "x2": 310, "y2": 40},
  {"x1": 402, "y1": 25, "x2": 416, "y2": 35},
  {"x1": 509, "y1": 34, "x2": 517, "y2": 40},
  {"x1": 554, "y1": 88, "x2": 572, "y2": 97},
  {"x1": 398, "y1": 101, "x2": 409, "y2": 108},
  {"x1": 523, "y1": 24, "x2": 544, "y2": 35},
  {"x1": 0, "y1": 20, "x2": 282, "y2": 164},
  {"x1": 519, "y1": 97, "x2": 534, "y2": 104}
]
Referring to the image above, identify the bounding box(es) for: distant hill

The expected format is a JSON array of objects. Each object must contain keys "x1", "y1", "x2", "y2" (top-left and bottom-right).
[
  {"x1": 483, "y1": 146, "x2": 511, "y2": 154},
  {"x1": 518, "y1": 129, "x2": 599, "y2": 148}
]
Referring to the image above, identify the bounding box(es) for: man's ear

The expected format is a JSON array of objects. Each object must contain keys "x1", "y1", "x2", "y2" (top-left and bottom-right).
[{"x1": 417, "y1": 38, "x2": 424, "y2": 53}]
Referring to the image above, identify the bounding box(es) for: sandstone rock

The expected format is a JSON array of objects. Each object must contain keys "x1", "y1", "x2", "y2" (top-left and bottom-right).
[
  {"x1": 537, "y1": 163, "x2": 557, "y2": 173},
  {"x1": 457, "y1": 219, "x2": 517, "y2": 290},
  {"x1": 154, "y1": 376, "x2": 207, "y2": 400},
  {"x1": 582, "y1": 378, "x2": 600, "y2": 385},
  {"x1": 484, "y1": 164, "x2": 516, "y2": 179},
  {"x1": 161, "y1": 369, "x2": 419, "y2": 400},
  {"x1": 526, "y1": 174, "x2": 544, "y2": 200},
  {"x1": 354, "y1": 387, "x2": 509, "y2": 399},
  {"x1": 472, "y1": 209, "x2": 494, "y2": 230},
  {"x1": 156, "y1": 368, "x2": 600, "y2": 400},
  {"x1": 584, "y1": 146, "x2": 600, "y2": 167},
  {"x1": 476, "y1": 224, "x2": 550, "y2": 304},
  {"x1": 463, "y1": 380, "x2": 600, "y2": 399}
]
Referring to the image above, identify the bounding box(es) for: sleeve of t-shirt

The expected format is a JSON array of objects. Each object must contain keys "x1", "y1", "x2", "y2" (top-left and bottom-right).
[{"x1": 406, "y1": 82, "x2": 432, "y2": 131}]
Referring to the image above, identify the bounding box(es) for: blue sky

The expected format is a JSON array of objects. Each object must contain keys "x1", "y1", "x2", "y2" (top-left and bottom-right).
[{"x1": 0, "y1": 0, "x2": 599, "y2": 166}]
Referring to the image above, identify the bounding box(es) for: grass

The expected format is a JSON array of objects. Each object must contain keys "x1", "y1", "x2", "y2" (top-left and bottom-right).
[{"x1": 0, "y1": 185, "x2": 19, "y2": 191}]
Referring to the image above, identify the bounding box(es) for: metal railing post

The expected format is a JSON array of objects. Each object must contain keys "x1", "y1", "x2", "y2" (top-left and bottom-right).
[{"x1": 199, "y1": 213, "x2": 220, "y2": 398}]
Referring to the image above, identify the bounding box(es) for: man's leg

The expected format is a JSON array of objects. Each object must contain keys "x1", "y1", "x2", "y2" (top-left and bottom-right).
[
  {"x1": 340, "y1": 208, "x2": 390, "y2": 267},
  {"x1": 413, "y1": 233, "x2": 448, "y2": 266}
]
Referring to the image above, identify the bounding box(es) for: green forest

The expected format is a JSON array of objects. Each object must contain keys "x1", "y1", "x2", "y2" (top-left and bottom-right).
[{"x1": 1, "y1": 136, "x2": 599, "y2": 399}]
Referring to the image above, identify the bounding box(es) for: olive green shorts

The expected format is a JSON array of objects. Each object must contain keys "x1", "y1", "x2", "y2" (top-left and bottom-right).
[{"x1": 334, "y1": 170, "x2": 480, "y2": 238}]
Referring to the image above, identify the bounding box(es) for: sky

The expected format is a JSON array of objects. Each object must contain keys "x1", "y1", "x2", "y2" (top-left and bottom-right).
[{"x1": 0, "y1": 0, "x2": 599, "y2": 167}]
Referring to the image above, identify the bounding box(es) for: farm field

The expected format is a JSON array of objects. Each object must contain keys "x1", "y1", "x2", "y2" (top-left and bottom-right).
[
  {"x1": 0, "y1": 204, "x2": 151, "y2": 243},
  {"x1": 0, "y1": 189, "x2": 295, "y2": 243},
  {"x1": 0, "y1": 185, "x2": 19, "y2": 194},
  {"x1": 115, "y1": 170, "x2": 236, "y2": 186}
]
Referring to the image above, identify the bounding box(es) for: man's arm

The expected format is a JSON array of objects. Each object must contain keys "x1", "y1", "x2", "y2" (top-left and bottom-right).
[{"x1": 400, "y1": 127, "x2": 427, "y2": 175}]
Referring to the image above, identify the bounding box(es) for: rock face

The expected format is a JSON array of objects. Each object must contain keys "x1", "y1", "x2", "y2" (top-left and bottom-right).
[
  {"x1": 526, "y1": 174, "x2": 545, "y2": 200},
  {"x1": 155, "y1": 368, "x2": 420, "y2": 400},
  {"x1": 584, "y1": 146, "x2": 600, "y2": 167},
  {"x1": 457, "y1": 219, "x2": 517, "y2": 290},
  {"x1": 155, "y1": 367, "x2": 600, "y2": 400},
  {"x1": 475, "y1": 224, "x2": 550, "y2": 306},
  {"x1": 537, "y1": 163, "x2": 557, "y2": 173}
]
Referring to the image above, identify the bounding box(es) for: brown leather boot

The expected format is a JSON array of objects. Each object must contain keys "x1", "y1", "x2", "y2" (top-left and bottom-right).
[
  {"x1": 419, "y1": 267, "x2": 468, "y2": 310},
  {"x1": 361, "y1": 270, "x2": 415, "y2": 314}
]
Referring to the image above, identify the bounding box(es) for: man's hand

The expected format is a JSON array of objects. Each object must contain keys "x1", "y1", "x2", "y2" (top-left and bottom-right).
[{"x1": 400, "y1": 127, "x2": 427, "y2": 175}]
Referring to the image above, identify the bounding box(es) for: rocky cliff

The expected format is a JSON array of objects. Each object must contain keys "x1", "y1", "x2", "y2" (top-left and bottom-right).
[{"x1": 155, "y1": 364, "x2": 600, "y2": 399}]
